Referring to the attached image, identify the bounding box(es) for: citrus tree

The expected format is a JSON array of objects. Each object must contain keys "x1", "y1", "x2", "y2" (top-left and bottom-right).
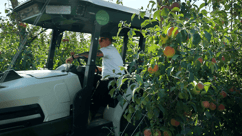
[{"x1": 109, "y1": 0, "x2": 242, "y2": 135}]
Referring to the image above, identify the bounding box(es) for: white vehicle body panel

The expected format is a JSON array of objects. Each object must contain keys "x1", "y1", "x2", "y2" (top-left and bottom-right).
[
  {"x1": 0, "y1": 70, "x2": 82, "y2": 124},
  {"x1": 103, "y1": 83, "x2": 137, "y2": 136}
]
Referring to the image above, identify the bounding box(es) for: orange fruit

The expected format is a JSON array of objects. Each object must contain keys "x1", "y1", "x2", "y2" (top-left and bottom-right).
[
  {"x1": 217, "y1": 104, "x2": 225, "y2": 111},
  {"x1": 144, "y1": 129, "x2": 152, "y2": 136},
  {"x1": 201, "y1": 101, "x2": 210, "y2": 108},
  {"x1": 198, "y1": 58, "x2": 203, "y2": 64},
  {"x1": 197, "y1": 83, "x2": 204, "y2": 90},
  {"x1": 209, "y1": 102, "x2": 216, "y2": 110},
  {"x1": 221, "y1": 56, "x2": 225, "y2": 61},
  {"x1": 212, "y1": 58, "x2": 216, "y2": 64},
  {"x1": 171, "y1": 119, "x2": 180, "y2": 127},
  {"x1": 167, "y1": 27, "x2": 178, "y2": 37},
  {"x1": 154, "y1": 129, "x2": 161, "y2": 136},
  {"x1": 148, "y1": 65, "x2": 159, "y2": 74},
  {"x1": 163, "y1": 131, "x2": 172, "y2": 136},
  {"x1": 164, "y1": 46, "x2": 175, "y2": 58},
  {"x1": 219, "y1": 91, "x2": 227, "y2": 98}
]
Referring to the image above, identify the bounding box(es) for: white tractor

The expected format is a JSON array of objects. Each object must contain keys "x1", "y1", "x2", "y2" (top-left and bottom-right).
[{"x1": 0, "y1": 0, "x2": 157, "y2": 135}]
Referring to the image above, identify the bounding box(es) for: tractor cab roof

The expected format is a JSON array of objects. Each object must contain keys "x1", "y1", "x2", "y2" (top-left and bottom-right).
[{"x1": 14, "y1": 0, "x2": 157, "y2": 36}]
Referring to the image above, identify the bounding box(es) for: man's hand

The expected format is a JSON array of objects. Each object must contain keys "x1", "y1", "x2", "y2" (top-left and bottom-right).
[
  {"x1": 66, "y1": 57, "x2": 74, "y2": 64},
  {"x1": 95, "y1": 67, "x2": 102, "y2": 73}
]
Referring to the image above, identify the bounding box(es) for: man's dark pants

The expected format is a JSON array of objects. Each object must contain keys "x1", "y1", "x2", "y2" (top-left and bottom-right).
[{"x1": 90, "y1": 78, "x2": 116, "y2": 118}]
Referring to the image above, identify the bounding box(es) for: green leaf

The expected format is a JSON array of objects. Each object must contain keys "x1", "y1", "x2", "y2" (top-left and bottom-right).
[
  {"x1": 158, "y1": 89, "x2": 166, "y2": 98},
  {"x1": 147, "y1": 111, "x2": 153, "y2": 119},
  {"x1": 175, "y1": 32, "x2": 182, "y2": 44},
  {"x1": 205, "y1": 111, "x2": 212, "y2": 119},
  {"x1": 167, "y1": 67, "x2": 174, "y2": 76},
  {"x1": 154, "y1": 108, "x2": 160, "y2": 117},
  {"x1": 5, "y1": 9, "x2": 9, "y2": 13},
  {"x1": 192, "y1": 33, "x2": 201, "y2": 45},
  {"x1": 204, "y1": 31, "x2": 211, "y2": 42},
  {"x1": 153, "y1": 10, "x2": 161, "y2": 21},
  {"x1": 204, "y1": 82, "x2": 211, "y2": 92},
  {"x1": 140, "y1": 11, "x2": 146, "y2": 19},
  {"x1": 189, "y1": 102, "x2": 197, "y2": 112},
  {"x1": 178, "y1": 14, "x2": 184, "y2": 18},
  {"x1": 117, "y1": 95, "x2": 126, "y2": 108},
  {"x1": 132, "y1": 87, "x2": 141, "y2": 100},
  {"x1": 108, "y1": 80, "x2": 116, "y2": 89},
  {"x1": 188, "y1": 72, "x2": 194, "y2": 82},
  {"x1": 131, "y1": 13, "x2": 136, "y2": 21},
  {"x1": 158, "y1": 105, "x2": 166, "y2": 115},
  {"x1": 135, "y1": 74, "x2": 143, "y2": 85},
  {"x1": 199, "y1": 3, "x2": 205, "y2": 10},
  {"x1": 116, "y1": 77, "x2": 122, "y2": 89},
  {"x1": 172, "y1": 55, "x2": 179, "y2": 60},
  {"x1": 126, "y1": 113, "x2": 132, "y2": 123},
  {"x1": 160, "y1": 7, "x2": 169, "y2": 17},
  {"x1": 109, "y1": 88, "x2": 116, "y2": 97},
  {"x1": 171, "y1": 7, "x2": 180, "y2": 12},
  {"x1": 141, "y1": 20, "x2": 150, "y2": 28}
]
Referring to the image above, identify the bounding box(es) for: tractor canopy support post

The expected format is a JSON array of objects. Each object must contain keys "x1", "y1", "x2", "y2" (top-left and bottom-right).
[
  {"x1": 138, "y1": 33, "x2": 145, "y2": 52},
  {"x1": 72, "y1": 21, "x2": 101, "y2": 136},
  {"x1": 83, "y1": 22, "x2": 101, "y2": 87},
  {"x1": 138, "y1": 33, "x2": 146, "y2": 66},
  {"x1": 46, "y1": 29, "x2": 63, "y2": 70},
  {"x1": 121, "y1": 33, "x2": 128, "y2": 64}
]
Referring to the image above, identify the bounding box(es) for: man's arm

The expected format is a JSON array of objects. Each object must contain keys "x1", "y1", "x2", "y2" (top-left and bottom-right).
[
  {"x1": 66, "y1": 50, "x2": 104, "y2": 63},
  {"x1": 74, "y1": 50, "x2": 103, "y2": 58}
]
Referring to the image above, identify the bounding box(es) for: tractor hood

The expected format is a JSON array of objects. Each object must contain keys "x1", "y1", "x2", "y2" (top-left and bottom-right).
[
  {"x1": 0, "y1": 69, "x2": 68, "y2": 86},
  {"x1": 17, "y1": 70, "x2": 68, "y2": 79}
]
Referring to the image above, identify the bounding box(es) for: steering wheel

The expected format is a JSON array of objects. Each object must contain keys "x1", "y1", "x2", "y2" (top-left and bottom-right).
[{"x1": 77, "y1": 56, "x2": 100, "y2": 75}]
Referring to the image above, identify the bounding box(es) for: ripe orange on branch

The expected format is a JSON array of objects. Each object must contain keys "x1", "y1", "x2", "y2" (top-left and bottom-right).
[
  {"x1": 154, "y1": 129, "x2": 161, "y2": 136},
  {"x1": 221, "y1": 56, "x2": 225, "y2": 61},
  {"x1": 218, "y1": 104, "x2": 225, "y2": 111},
  {"x1": 167, "y1": 27, "x2": 178, "y2": 37},
  {"x1": 19, "y1": 23, "x2": 27, "y2": 28},
  {"x1": 219, "y1": 91, "x2": 227, "y2": 98},
  {"x1": 198, "y1": 58, "x2": 203, "y2": 64},
  {"x1": 209, "y1": 102, "x2": 216, "y2": 110},
  {"x1": 144, "y1": 129, "x2": 152, "y2": 136},
  {"x1": 163, "y1": 131, "x2": 172, "y2": 136},
  {"x1": 201, "y1": 101, "x2": 210, "y2": 108},
  {"x1": 164, "y1": 46, "x2": 175, "y2": 58},
  {"x1": 196, "y1": 83, "x2": 204, "y2": 90},
  {"x1": 171, "y1": 119, "x2": 180, "y2": 127},
  {"x1": 212, "y1": 58, "x2": 216, "y2": 64},
  {"x1": 148, "y1": 65, "x2": 159, "y2": 74}
]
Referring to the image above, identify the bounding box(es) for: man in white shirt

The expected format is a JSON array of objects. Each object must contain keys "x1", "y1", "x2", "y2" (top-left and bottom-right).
[{"x1": 65, "y1": 32, "x2": 124, "y2": 119}]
